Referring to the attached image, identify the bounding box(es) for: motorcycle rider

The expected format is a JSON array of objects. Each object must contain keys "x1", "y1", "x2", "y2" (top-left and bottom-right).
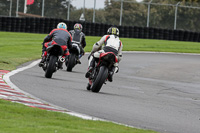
[
  {"x1": 68, "y1": 23, "x2": 86, "y2": 64},
  {"x1": 39, "y1": 22, "x2": 72, "y2": 69},
  {"x1": 85, "y1": 26, "x2": 123, "y2": 82}
]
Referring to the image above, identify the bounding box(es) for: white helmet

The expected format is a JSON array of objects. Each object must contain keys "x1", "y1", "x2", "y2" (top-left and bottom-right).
[{"x1": 57, "y1": 22, "x2": 67, "y2": 30}]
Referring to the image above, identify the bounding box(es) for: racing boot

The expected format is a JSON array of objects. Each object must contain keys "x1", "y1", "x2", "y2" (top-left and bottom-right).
[
  {"x1": 108, "y1": 67, "x2": 115, "y2": 82},
  {"x1": 76, "y1": 59, "x2": 81, "y2": 64},
  {"x1": 85, "y1": 67, "x2": 93, "y2": 78},
  {"x1": 39, "y1": 56, "x2": 46, "y2": 67},
  {"x1": 39, "y1": 51, "x2": 47, "y2": 67},
  {"x1": 85, "y1": 56, "x2": 95, "y2": 78}
]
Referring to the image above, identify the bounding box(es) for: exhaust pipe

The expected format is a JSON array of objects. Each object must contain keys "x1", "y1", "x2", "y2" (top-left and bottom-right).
[{"x1": 59, "y1": 56, "x2": 65, "y2": 63}]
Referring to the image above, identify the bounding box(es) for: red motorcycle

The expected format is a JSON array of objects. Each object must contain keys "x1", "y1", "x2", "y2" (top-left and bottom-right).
[
  {"x1": 42, "y1": 42, "x2": 68, "y2": 78},
  {"x1": 86, "y1": 52, "x2": 118, "y2": 93}
]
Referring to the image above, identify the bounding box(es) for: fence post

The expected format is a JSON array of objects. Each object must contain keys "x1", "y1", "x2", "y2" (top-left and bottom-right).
[
  {"x1": 119, "y1": 0, "x2": 123, "y2": 26},
  {"x1": 16, "y1": 0, "x2": 19, "y2": 17},
  {"x1": 147, "y1": 0, "x2": 153, "y2": 27},
  {"x1": 24, "y1": 0, "x2": 27, "y2": 13},
  {"x1": 83, "y1": 0, "x2": 85, "y2": 17},
  {"x1": 67, "y1": 0, "x2": 71, "y2": 20},
  {"x1": 42, "y1": 0, "x2": 45, "y2": 17},
  {"x1": 9, "y1": 0, "x2": 12, "y2": 17},
  {"x1": 174, "y1": 2, "x2": 181, "y2": 30},
  {"x1": 93, "y1": 0, "x2": 96, "y2": 23}
]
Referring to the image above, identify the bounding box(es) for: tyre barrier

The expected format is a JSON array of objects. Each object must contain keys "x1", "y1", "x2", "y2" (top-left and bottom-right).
[{"x1": 0, "y1": 16, "x2": 200, "y2": 42}]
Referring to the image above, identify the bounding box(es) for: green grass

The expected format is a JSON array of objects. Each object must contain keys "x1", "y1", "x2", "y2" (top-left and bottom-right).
[
  {"x1": 0, "y1": 31, "x2": 200, "y2": 132},
  {"x1": 121, "y1": 38, "x2": 200, "y2": 53},
  {"x1": 0, "y1": 31, "x2": 200, "y2": 70},
  {"x1": 0, "y1": 99, "x2": 156, "y2": 133},
  {"x1": 0, "y1": 32, "x2": 45, "y2": 70}
]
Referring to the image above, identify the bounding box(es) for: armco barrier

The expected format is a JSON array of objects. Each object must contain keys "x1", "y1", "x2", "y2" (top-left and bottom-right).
[{"x1": 0, "y1": 16, "x2": 200, "y2": 42}]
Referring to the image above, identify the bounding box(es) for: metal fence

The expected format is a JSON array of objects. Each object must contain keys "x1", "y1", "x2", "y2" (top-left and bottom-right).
[{"x1": 1, "y1": 0, "x2": 200, "y2": 32}]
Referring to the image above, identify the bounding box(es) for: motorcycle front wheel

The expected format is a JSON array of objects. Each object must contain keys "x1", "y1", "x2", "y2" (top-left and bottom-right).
[
  {"x1": 45, "y1": 55, "x2": 57, "y2": 78},
  {"x1": 91, "y1": 66, "x2": 108, "y2": 93}
]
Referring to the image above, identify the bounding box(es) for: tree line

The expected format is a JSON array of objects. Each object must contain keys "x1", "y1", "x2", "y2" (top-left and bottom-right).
[{"x1": 1, "y1": 0, "x2": 200, "y2": 32}]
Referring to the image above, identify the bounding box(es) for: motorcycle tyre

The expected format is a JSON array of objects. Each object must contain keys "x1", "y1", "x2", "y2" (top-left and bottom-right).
[
  {"x1": 91, "y1": 66, "x2": 108, "y2": 93},
  {"x1": 67, "y1": 54, "x2": 76, "y2": 72},
  {"x1": 45, "y1": 55, "x2": 57, "y2": 78}
]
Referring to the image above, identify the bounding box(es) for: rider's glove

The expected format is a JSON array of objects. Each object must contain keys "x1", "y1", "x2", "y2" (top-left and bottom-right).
[{"x1": 88, "y1": 52, "x2": 94, "y2": 60}]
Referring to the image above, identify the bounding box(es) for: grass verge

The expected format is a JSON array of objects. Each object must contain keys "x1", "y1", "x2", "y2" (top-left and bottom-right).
[
  {"x1": 1, "y1": 31, "x2": 200, "y2": 70},
  {"x1": 0, "y1": 99, "x2": 155, "y2": 133}
]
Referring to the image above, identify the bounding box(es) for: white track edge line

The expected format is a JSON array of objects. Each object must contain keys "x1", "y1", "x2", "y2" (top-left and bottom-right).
[{"x1": 2, "y1": 60, "x2": 107, "y2": 121}]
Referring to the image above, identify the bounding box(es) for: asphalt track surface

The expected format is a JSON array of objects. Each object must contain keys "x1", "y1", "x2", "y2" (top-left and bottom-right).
[{"x1": 10, "y1": 52, "x2": 200, "y2": 133}]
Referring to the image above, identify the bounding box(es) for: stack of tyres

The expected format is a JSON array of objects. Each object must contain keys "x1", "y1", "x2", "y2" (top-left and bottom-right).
[
  {"x1": 124, "y1": 26, "x2": 129, "y2": 38},
  {"x1": 163, "y1": 29, "x2": 170, "y2": 40},
  {"x1": 25, "y1": 17, "x2": 31, "y2": 33},
  {"x1": 91, "y1": 23, "x2": 96, "y2": 36},
  {"x1": 39, "y1": 18, "x2": 45, "y2": 33},
  {"x1": 138, "y1": 27, "x2": 144, "y2": 38},
  {"x1": 158, "y1": 28, "x2": 164, "y2": 40},
  {"x1": 100, "y1": 23, "x2": 106, "y2": 35},
  {"x1": 6, "y1": 17, "x2": 12, "y2": 32},
  {"x1": 98, "y1": 23, "x2": 102, "y2": 35},
  {"x1": 193, "y1": 32, "x2": 199, "y2": 42},
  {"x1": 118, "y1": 26, "x2": 124, "y2": 38},
  {"x1": 103, "y1": 24, "x2": 108, "y2": 35},
  {"x1": 149, "y1": 27, "x2": 154, "y2": 39},
  {"x1": 133, "y1": 26, "x2": 139, "y2": 38},
  {"x1": 154, "y1": 28, "x2": 160, "y2": 40},
  {"x1": 49, "y1": 18, "x2": 56, "y2": 31},
  {"x1": 143, "y1": 27, "x2": 149, "y2": 39},
  {"x1": 35, "y1": 18, "x2": 40, "y2": 33},
  {"x1": 10, "y1": 17, "x2": 17, "y2": 32},
  {"x1": 65, "y1": 20, "x2": 73, "y2": 31},
  {"x1": 20, "y1": 17, "x2": 26, "y2": 32},
  {"x1": 188, "y1": 32, "x2": 194, "y2": 42},
  {"x1": 0, "y1": 17, "x2": 2, "y2": 31},
  {"x1": 2, "y1": 17, "x2": 9, "y2": 31},
  {"x1": 128, "y1": 26, "x2": 133, "y2": 38},
  {"x1": 30, "y1": 17, "x2": 36, "y2": 33},
  {"x1": 168, "y1": 29, "x2": 174, "y2": 40},
  {"x1": 95, "y1": 23, "x2": 101, "y2": 36},
  {"x1": 44, "y1": 18, "x2": 51, "y2": 34},
  {"x1": 81, "y1": 21, "x2": 86, "y2": 33},
  {"x1": 179, "y1": 30, "x2": 185, "y2": 41},
  {"x1": 198, "y1": 33, "x2": 200, "y2": 42},
  {"x1": 15, "y1": 17, "x2": 21, "y2": 32},
  {"x1": 183, "y1": 31, "x2": 190, "y2": 41},
  {"x1": 173, "y1": 30, "x2": 180, "y2": 41},
  {"x1": 85, "y1": 22, "x2": 91, "y2": 36}
]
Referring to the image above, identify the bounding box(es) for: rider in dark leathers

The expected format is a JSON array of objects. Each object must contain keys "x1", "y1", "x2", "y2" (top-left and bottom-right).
[
  {"x1": 39, "y1": 22, "x2": 72, "y2": 68},
  {"x1": 68, "y1": 23, "x2": 86, "y2": 64}
]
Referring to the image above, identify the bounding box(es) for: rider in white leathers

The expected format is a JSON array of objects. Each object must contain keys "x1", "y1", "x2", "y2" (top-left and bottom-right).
[{"x1": 85, "y1": 26, "x2": 123, "y2": 82}]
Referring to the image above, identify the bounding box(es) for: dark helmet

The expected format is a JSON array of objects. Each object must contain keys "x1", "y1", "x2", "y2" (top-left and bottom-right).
[
  {"x1": 107, "y1": 26, "x2": 119, "y2": 36},
  {"x1": 74, "y1": 23, "x2": 83, "y2": 31}
]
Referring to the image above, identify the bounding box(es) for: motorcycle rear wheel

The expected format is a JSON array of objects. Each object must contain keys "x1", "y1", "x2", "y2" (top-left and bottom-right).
[
  {"x1": 45, "y1": 55, "x2": 57, "y2": 78},
  {"x1": 91, "y1": 66, "x2": 108, "y2": 93},
  {"x1": 67, "y1": 54, "x2": 76, "y2": 72}
]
